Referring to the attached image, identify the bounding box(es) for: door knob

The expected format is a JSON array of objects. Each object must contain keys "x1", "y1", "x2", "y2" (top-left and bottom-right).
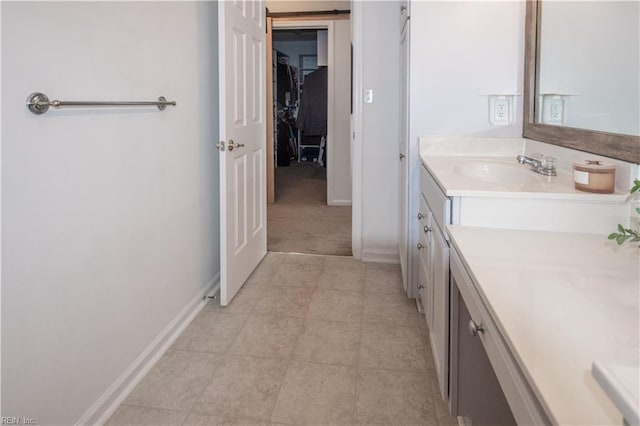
[
  {"x1": 227, "y1": 139, "x2": 245, "y2": 151},
  {"x1": 423, "y1": 225, "x2": 432, "y2": 233},
  {"x1": 417, "y1": 283, "x2": 424, "y2": 290},
  {"x1": 417, "y1": 242, "x2": 424, "y2": 250},
  {"x1": 399, "y1": 153, "x2": 405, "y2": 160},
  {"x1": 417, "y1": 212, "x2": 424, "y2": 220}
]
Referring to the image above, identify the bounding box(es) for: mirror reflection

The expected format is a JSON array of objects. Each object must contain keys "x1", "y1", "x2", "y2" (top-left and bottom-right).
[{"x1": 536, "y1": 1, "x2": 639, "y2": 136}]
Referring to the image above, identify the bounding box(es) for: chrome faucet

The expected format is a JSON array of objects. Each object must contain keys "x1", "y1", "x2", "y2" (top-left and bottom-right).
[{"x1": 516, "y1": 154, "x2": 557, "y2": 176}]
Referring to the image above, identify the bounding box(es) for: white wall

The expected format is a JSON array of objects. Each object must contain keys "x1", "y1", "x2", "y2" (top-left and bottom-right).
[
  {"x1": 356, "y1": 1, "x2": 525, "y2": 264},
  {"x1": 328, "y1": 19, "x2": 352, "y2": 205},
  {"x1": 358, "y1": 1, "x2": 401, "y2": 261},
  {"x1": 393, "y1": 1, "x2": 526, "y2": 292},
  {"x1": 538, "y1": 1, "x2": 639, "y2": 135},
  {"x1": 1, "y1": 2, "x2": 219, "y2": 424},
  {"x1": 408, "y1": 1, "x2": 525, "y2": 139}
]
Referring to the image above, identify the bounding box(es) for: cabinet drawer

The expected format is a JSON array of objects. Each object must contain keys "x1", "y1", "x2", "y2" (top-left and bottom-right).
[
  {"x1": 450, "y1": 249, "x2": 550, "y2": 425},
  {"x1": 420, "y1": 165, "x2": 451, "y2": 235}
]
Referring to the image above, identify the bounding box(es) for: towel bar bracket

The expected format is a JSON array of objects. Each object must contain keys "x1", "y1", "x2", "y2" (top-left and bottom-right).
[{"x1": 27, "y1": 92, "x2": 51, "y2": 115}]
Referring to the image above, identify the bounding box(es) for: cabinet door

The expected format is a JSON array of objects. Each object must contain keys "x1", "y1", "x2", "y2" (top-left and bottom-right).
[
  {"x1": 430, "y1": 226, "x2": 450, "y2": 400},
  {"x1": 418, "y1": 227, "x2": 433, "y2": 327},
  {"x1": 450, "y1": 279, "x2": 516, "y2": 426}
]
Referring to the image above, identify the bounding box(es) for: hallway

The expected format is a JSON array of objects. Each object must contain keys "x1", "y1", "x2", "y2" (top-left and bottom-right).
[
  {"x1": 268, "y1": 163, "x2": 351, "y2": 256},
  {"x1": 107, "y1": 253, "x2": 456, "y2": 425}
]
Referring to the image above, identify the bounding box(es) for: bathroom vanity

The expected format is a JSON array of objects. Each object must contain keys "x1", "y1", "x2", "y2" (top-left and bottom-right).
[
  {"x1": 416, "y1": 136, "x2": 639, "y2": 424},
  {"x1": 447, "y1": 226, "x2": 639, "y2": 425},
  {"x1": 397, "y1": 0, "x2": 640, "y2": 423}
]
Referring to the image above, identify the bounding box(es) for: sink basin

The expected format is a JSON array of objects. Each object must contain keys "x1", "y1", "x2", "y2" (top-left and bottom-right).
[
  {"x1": 453, "y1": 160, "x2": 542, "y2": 184},
  {"x1": 592, "y1": 362, "x2": 639, "y2": 425}
]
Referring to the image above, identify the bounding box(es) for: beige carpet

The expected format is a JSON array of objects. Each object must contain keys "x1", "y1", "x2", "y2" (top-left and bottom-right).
[{"x1": 268, "y1": 162, "x2": 352, "y2": 256}]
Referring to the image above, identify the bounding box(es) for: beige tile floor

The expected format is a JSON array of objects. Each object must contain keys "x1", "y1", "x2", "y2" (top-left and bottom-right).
[{"x1": 107, "y1": 253, "x2": 458, "y2": 426}]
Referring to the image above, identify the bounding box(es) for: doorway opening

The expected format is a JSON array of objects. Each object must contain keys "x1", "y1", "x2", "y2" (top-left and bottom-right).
[{"x1": 267, "y1": 21, "x2": 352, "y2": 256}]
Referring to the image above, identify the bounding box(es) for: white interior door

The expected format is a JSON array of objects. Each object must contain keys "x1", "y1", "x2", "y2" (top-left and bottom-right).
[{"x1": 219, "y1": 0, "x2": 267, "y2": 306}]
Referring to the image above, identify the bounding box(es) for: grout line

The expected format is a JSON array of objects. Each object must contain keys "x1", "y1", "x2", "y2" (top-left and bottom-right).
[
  {"x1": 180, "y1": 348, "x2": 229, "y2": 415},
  {"x1": 266, "y1": 255, "x2": 319, "y2": 424},
  {"x1": 351, "y1": 272, "x2": 366, "y2": 425},
  {"x1": 287, "y1": 355, "x2": 360, "y2": 371},
  {"x1": 360, "y1": 317, "x2": 422, "y2": 329},
  {"x1": 357, "y1": 364, "x2": 435, "y2": 375},
  {"x1": 418, "y1": 315, "x2": 444, "y2": 426},
  {"x1": 114, "y1": 402, "x2": 192, "y2": 414},
  {"x1": 266, "y1": 342, "x2": 296, "y2": 423},
  {"x1": 182, "y1": 310, "x2": 250, "y2": 415},
  {"x1": 185, "y1": 351, "x2": 286, "y2": 422}
]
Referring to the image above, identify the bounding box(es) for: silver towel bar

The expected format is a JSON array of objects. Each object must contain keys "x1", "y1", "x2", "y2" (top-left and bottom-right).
[{"x1": 26, "y1": 92, "x2": 176, "y2": 115}]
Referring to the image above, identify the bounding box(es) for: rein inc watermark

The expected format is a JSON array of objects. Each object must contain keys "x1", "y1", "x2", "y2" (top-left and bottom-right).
[{"x1": 1, "y1": 418, "x2": 36, "y2": 425}]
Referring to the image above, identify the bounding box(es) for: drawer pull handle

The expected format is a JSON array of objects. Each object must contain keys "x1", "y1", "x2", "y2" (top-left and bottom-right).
[
  {"x1": 468, "y1": 320, "x2": 484, "y2": 337},
  {"x1": 417, "y1": 242, "x2": 424, "y2": 250},
  {"x1": 417, "y1": 283, "x2": 424, "y2": 290},
  {"x1": 423, "y1": 225, "x2": 432, "y2": 233},
  {"x1": 417, "y1": 212, "x2": 424, "y2": 220}
]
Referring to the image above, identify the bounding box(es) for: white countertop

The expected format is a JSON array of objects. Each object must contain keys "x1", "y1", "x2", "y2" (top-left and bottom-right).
[
  {"x1": 417, "y1": 136, "x2": 636, "y2": 201},
  {"x1": 421, "y1": 154, "x2": 629, "y2": 201},
  {"x1": 447, "y1": 226, "x2": 640, "y2": 425}
]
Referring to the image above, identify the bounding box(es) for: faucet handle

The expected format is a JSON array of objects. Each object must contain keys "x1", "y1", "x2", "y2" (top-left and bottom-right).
[
  {"x1": 541, "y1": 156, "x2": 557, "y2": 170},
  {"x1": 539, "y1": 156, "x2": 557, "y2": 176}
]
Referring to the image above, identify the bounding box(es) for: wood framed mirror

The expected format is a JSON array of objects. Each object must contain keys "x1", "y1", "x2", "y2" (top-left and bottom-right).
[{"x1": 523, "y1": 0, "x2": 640, "y2": 163}]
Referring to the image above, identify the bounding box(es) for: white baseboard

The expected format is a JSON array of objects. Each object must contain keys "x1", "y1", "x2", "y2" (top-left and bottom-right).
[
  {"x1": 76, "y1": 273, "x2": 220, "y2": 426},
  {"x1": 327, "y1": 199, "x2": 352, "y2": 207},
  {"x1": 361, "y1": 249, "x2": 400, "y2": 264}
]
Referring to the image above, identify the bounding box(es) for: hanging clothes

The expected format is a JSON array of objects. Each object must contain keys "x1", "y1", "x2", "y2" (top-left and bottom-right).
[
  {"x1": 288, "y1": 66, "x2": 298, "y2": 104},
  {"x1": 276, "y1": 59, "x2": 291, "y2": 107},
  {"x1": 276, "y1": 57, "x2": 299, "y2": 107},
  {"x1": 277, "y1": 118, "x2": 294, "y2": 166},
  {"x1": 296, "y1": 66, "x2": 327, "y2": 136}
]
